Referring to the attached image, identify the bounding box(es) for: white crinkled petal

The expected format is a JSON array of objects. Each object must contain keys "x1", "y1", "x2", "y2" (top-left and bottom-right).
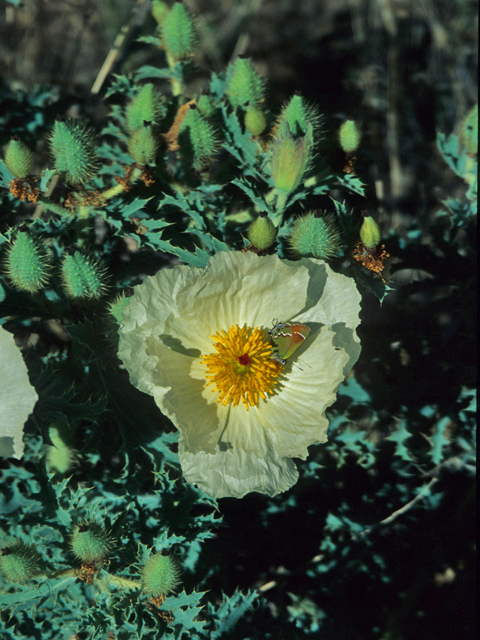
[
  {"x1": 118, "y1": 252, "x2": 362, "y2": 499},
  {"x1": 179, "y1": 438, "x2": 299, "y2": 499},
  {"x1": 0, "y1": 327, "x2": 38, "y2": 459}
]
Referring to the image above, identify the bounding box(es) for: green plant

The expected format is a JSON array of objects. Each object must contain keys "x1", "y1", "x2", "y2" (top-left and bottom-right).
[{"x1": 0, "y1": 2, "x2": 475, "y2": 638}]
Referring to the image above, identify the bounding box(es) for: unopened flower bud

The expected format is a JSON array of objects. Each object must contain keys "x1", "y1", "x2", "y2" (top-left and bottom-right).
[
  {"x1": 70, "y1": 522, "x2": 113, "y2": 563},
  {"x1": 244, "y1": 105, "x2": 267, "y2": 136},
  {"x1": 141, "y1": 550, "x2": 181, "y2": 597},
  {"x1": 271, "y1": 128, "x2": 312, "y2": 194},
  {"x1": 359, "y1": 211, "x2": 381, "y2": 249},
  {"x1": 161, "y1": 2, "x2": 195, "y2": 61},
  {"x1": 226, "y1": 57, "x2": 264, "y2": 109},
  {"x1": 49, "y1": 119, "x2": 98, "y2": 185},
  {"x1": 4, "y1": 137, "x2": 34, "y2": 179},
  {"x1": 339, "y1": 119, "x2": 361, "y2": 154},
  {"x1": 288, "y1": 212, "x2": 341, "y2": 259},
  {"x1": 248, "y1": 213, "x2": 277, "y2": 250},
  {"x1": 128, "y1": 122, "x2": 159, "y2": 166},
  {"x1": 0, "y1": 542, "x2": 41, "y2": 584}
]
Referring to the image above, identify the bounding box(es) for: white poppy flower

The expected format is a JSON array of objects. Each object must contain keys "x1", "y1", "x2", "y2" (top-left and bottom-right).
[
  {"x1": 118, "y1": 251, "x2": 361, "y2": 499},
  {"x1": 0, "y1": 326, "x2": 38, "y2": 459}
]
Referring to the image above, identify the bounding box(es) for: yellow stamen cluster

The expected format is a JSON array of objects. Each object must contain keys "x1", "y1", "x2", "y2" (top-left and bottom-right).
[
  {"x1": 352, "y1": 240, "x2": 390, "y2": 280},
  {"x1": 201, "y1": 324, "x2": 283, "y2": 410}
]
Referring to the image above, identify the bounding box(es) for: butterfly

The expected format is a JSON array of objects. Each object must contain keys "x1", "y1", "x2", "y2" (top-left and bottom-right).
[{"x1": 268, "y1": 320, "x2": 311, "y2": 366}]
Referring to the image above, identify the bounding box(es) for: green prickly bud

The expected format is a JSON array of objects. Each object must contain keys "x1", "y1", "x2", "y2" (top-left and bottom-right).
[
  {"x1": 46, "y1": 419, "x2": 78, "y2": 475},
  {"x1": 359, "y1": 211, "x2": 381, "y2": 249},
  {"x1": 288, "y1": 212, "x2": 341, "y2": 259},
  {"x1": 141, "y1": 550, "x2": 181, "y2": 597},
  {"x1": 197, "y1": 92, "x2": 215, "y2": 117},
  {"x1": 271, "y1": 125, "x2": 312, "y2": 194},
  {"x1": 226, "y1": 57, "x2": 264, "y2": 109},
  {"x1": 339, "y1": 119, "x2": 361, "y2": 154},
  {"x1": 178, "y1": 104, "x2": 217, "y2": 170},
  {"x1": 49, "y1": 119, "x2": 98, "y2": 185},
  {"x1": 460, "y1": 104, "x2": 478, "y2": 156},
  {"x1": 0, "y1": 541, "x2": 41, "y2": 584},
  {"x1": 5, "y1": 231, "x2": 51, "y2": 293},
  {"x1": 151, "y1": 0, "x2": 170, "y2": 26},
  {"x1": 161, "y1": 2, "x2": 195, "y2": 61},
  {"x1": 108, "y1": 292, "x2": 132, "y2": 326},
  {"x1": 248, "y1": 213, "x2": 277, "y2": 250},
  {"x1": 244, "y1": 105, "x2": 267, "y2": 136},
  {"x1": 128, "y1": 122, "x2": 160, "y2": 166},
  {"x1": 4, "y1": 137, "x2": 34, "y2": 178},
  {"x1": 126, "y1": 84, "x2": 165, "y2": 134},
  {"x1": 60, "y1": 251, "x2": 107, "y2": 300},
  {"x1": 278, "y1": 92, "x2": 320, "y2": 139},
  {"x1": 70, "y1": 522, "x2": 113, "y2": 563}
]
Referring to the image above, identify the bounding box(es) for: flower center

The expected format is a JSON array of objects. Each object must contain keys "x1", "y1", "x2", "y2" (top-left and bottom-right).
[{"x1": 201, "y1": 324, "x2": 283, "y2": 410}]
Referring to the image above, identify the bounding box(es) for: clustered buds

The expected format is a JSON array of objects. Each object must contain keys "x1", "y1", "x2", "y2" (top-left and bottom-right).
[
  {"x1": 248, "y1": 212, "x2": 277, "y2": 251},
  {"x1": 0, "y1": 541, "x2": 41, "y2": 584},
  {"x1": 5, "y1": 231, "x2": 51, "y2": 293},
  {"x1": 339, "y1": 119, "x2": 361, "y2": 154},
  {"x1": 288, "y1": 211, "x2": 341, "y2": 259},
  {"x1": 70, "y1": 521, "x2": 113, "y2": 563},
  {"x1": 161, "y1": 2, "x2": 196, "y2": 61},
  {"x1": 226, "y1": 57, "x2": 264, "y2": 109},
  {"x1": 60, "y1": 250, "x2": 107, "y2": 300},
  {"x1": 49, "y1": 119, "x2": 98, "y2": 185},
  {"x1": 141, "y1": 550, "x2": 181, "y2": 597},
  {"x1": 4, "y1": 137, "x2": 34, "y2": 179}
]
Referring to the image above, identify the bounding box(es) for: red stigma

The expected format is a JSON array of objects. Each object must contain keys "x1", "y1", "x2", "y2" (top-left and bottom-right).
[{"x1": 238, "y1": 353, "x2": 251, "y2": 366}]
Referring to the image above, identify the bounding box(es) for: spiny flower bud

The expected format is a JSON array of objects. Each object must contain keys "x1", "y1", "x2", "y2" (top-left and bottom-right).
[
  {"x1": 60, "y1": 251, "x2": 107, "y2": 300},
  {"x1": 4, "y1": 137, "x2": 34, "y2": 179},
  {"x1": 226, "y1": 57, "x2": 264, "y2": 109},
  {"x1": 248, "y1": 213, "x2": 277, "y2": 250},
  {"x1": 128, "y1": 122, "x2": 159, "y2": 166},
  {"x1": 151, "y1": 0, "x2": 170, "y2": 26},
  {"x1": 277, "y1": 92, "x2": 320, "y2": 139},
  {"x1": 339, "y1": 119, "x2": 361, "y2": 154},
  {"x1": 197, "y1": 92, "x2": 215, "y2": 117},
  {"x1": 49, "y1": 119, "x2": 98, "y2": 185},
  {"x1": 0, "y1": 541, "x2": 41, "y2": 584},
  {"x1": 5, "y1": 231, "x2": 51, "y2": 293},
  {"x1": 46, "y1": 420, "x2": 78, "y2": 475},
  {"x1": 288, "y1": 212, "x2": 341, "y2": 259},
  {"x1": 126, "y1": 84, "x2": 165, "y2": 134},
  {"x1": 460, "y1": 103, "x2": 478, "y2": 156},
  {"x1": 178, "y1": 104, "x2": 217, "y2": 170},
  {"x1": 271, "y1": 125, "x2": 312, "y2": 194},
  {"x1": 161, "y1": 2, "x2": 195, "y2": 61},
  {"x1": 359, "y1": 211, "x2": 381, "y2": 249},
  {"x1": 141, "y1": 550, "x2": 181, "y2": 597},
  {"x1": 244, "y1": 105, "x2": 267, "y2": 136},
  {"x1": 70, "y1": 522, "x2": 113, "y2": 563},
  {"x1": 108, "y1": 292, "x2": 132, "y2": 326}
]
